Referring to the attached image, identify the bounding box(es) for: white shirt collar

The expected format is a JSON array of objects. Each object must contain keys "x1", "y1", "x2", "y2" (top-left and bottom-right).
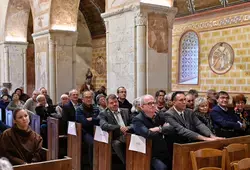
[{"x1": 173, "y1": 106, "x2": 184, "y2": 115}]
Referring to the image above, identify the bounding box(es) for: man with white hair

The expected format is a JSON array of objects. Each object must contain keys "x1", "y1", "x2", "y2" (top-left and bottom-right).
[
  {"x1": 132, "y1": 95, "x2": 173, "y2": 170},
  {"x1": 23, "y1": 90, "x2": 40, "y2": 114},
  {"x1": 0, "y1": 158, "x2": 13, "y2": 170}
]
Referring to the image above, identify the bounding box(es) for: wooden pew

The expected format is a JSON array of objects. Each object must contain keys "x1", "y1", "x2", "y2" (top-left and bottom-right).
[
  {"x1": 13, "y1": 157, "x2": 72, "y2": 170},
  {"x1": 47, "y1": 117, "x2": 59, "y2": 160},
  {"x1": 5, "y1": 109, "x2": 13, "y2": 127},
  {"x1": 67, "y1": 122, "x2": 82, "y2": 170},
  {"x1": 172, "y1": 135, "x2": 250, "y2": 170},
  {"x1": 31, "y1": 114, "x2": 40, "y2": 134},
  {"x1": 126, "y1": 134, "x2": 152, "y2": 170},
  {"x1": 93, "y1": 127, "x2": 112, "y2": 170}
]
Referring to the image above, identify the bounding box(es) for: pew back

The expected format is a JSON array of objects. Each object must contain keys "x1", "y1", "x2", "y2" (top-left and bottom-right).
[
  {"x1": 31, "y1": 114, "x2": 40, "y2": 134},
  {"x1": 93, "y1": 127, "x2": 112, "y2": 170},
  {"x1": 5, "y1": 109, "x2": 13, "y2": 127},
  {"x1": 47, "y1": 117, "x2": 59, "y2": 160},
  {"x1": 126, "y1": 134, "x2": 152, "y2": 170},
  {"x1": 67, "y1": 122, "x2": 82, "y2": 170},
  {"x1": 13, "y1": 157, "x2": 72, "y2": 170},
  {"x1": 173, "y1": 135, "x2": 250, "y2": 170}
]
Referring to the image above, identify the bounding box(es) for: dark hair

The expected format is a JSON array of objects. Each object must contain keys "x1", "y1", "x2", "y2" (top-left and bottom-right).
[
  {"x1": 232, "y1": 94, "x2": 247, "y2": 106},
  {"x1": 106, "y1": 94, "x2": 118, "y2": 103},
  {"x1": 11, "y1": 93, "x2": 19, "y2": 100},
  {"x1": 96, "y1": 94, "x2": 106, "y2": 104},
  {"x1": 13, "y1": 108, "x2": 25, "y2": 120},
  {"x1": 117, "y1": 86, "x2": 126, "y2": 94},
  {"x1": 171, "y1": 91, "x2": 185, "y2": 101},
  {"x1": 155, "y1": 90, "x2": 166, "y2": 98},
  {"x1": 216, "y1": 91, "x2": 229, "y2": 99},
  {"x1": 188, "y1": 89, "x2": 198, "y2": 97},
  {"x1": 14, "y1": 88, "x2": 23, "y2": 95}
]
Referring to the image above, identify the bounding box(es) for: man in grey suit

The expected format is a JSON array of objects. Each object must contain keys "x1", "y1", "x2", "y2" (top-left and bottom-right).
[
  {"x1": 165, "y1": 91, "x2": 222, "y2": 143},
  {"x1": 98, "y1": 94, "x2": 132, "y2": 164}
]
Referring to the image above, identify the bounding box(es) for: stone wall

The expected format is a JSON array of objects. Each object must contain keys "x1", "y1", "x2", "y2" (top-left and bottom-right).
[{"x1": 172, "y1": 9, "x2": 250, "y2": 101}]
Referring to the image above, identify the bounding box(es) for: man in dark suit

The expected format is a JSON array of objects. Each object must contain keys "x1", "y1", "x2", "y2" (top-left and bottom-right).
[
  {"x1": 117, "y1": 86, "x2": 132, "y2": 112},
  {"x1": 76, "y1": 91, "x2": 99, "y2": 168},
  {"x1": 165, "y1": 91, "x2": 222, "y2": 143},
  {"x1": 210, "y1": 91, "x2": 245, "y2": 138},
  {"x1": 98, "y1": 94, "x2": 132, "y2": 164},
  {"x1": 132, "y1": 95, "x2": 174, "y2": 170}
]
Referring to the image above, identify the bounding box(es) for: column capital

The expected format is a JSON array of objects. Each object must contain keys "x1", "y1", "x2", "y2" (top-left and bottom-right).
[{"x1": 135, "y1": 12, "x2": 147, "y2": 26}]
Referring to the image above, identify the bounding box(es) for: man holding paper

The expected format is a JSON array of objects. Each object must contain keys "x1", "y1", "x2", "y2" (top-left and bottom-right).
[
  {"x1": 98, "y1": 94, "x2": 132, "y2": 164},
  {"x1": 132, "y1": 94, "x2": 172, "y2": 170}
]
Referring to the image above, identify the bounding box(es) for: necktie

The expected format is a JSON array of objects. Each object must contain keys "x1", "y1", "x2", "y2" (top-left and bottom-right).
[{"x1": 180, "y1": 113, "x2": 185, "y2": 121}]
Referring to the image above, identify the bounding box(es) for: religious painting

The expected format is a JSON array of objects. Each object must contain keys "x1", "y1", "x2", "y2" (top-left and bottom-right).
[
  {"x1": 148, "y1": 12, "x2": 168, "y2": 53},
  {"x1": 208, "y1": 42, "x2": 234, "y2": 75},
  {"x1": 95, "y1": 56, "x2": 106, "y2": 75}
]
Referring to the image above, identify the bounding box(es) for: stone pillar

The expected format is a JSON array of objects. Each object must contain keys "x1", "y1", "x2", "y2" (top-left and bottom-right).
[
  {"x1": 135, "y1": 12, "x2": 147, "y2": 97},
  {"x1": 23, "y1": 47, "x2": 27, "y2": 93},
  {"x1": 33, "y1": 30, "x2": 78, "y2": 103},
  {"x1": 0, "y1": 41, "x2": 28, "y2": 92}
]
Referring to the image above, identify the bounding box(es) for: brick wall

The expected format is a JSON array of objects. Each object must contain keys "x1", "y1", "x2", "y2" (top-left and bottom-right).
[{"x1": 172, "y1": 10, "x2": 250, "y2": 102}]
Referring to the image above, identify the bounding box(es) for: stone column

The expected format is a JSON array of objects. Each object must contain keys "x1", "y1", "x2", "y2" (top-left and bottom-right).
[
  {"x1": 0, "y1": 41, "x2": 28, "y2": 92},
  {"x1": 33, "y1": 30, "x2": 78, "y2": 103},
  {"x1": 135, "y1": 12, "x2": 147, "y2": 97},
  {"x1": 23, "y1": 47, "x2": 27, "y2": 93}
]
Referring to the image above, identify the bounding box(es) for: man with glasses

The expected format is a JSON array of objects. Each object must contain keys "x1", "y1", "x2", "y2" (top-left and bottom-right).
[
  {"x1": 99, "y1": 94, "x2": 132, "y2": 165},
  {"x1": 210, "y1": 91, "x2": 245, "y2": 138},
  {"x1": 207, "y1": 89, "x2": 217, "y2": 111},
  {"x1": 165, "y1": 91, "x2": 221, "y2": 143},
  {"x1": 132, "y1": 95, "x2": 174, "y2": 170}
]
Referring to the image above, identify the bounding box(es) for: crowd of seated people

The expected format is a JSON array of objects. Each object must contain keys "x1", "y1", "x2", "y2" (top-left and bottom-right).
[{"x1": 1, "y1": 85, "x2": 250, "y2": 170}]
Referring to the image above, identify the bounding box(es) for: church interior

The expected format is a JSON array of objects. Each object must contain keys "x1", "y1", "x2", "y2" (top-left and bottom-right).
[{"x1": 1, "y1": 0, "x2": 250, "y2": 170}]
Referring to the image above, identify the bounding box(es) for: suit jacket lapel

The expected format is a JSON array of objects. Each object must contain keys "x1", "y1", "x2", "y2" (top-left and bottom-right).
[
  {"x1": 172, "y1": 108, "x2": 186, "y2": 127},
  {"x1": 107, "y1": 109, "x2": 118, "y2": 124},
  {"x1": 120, "y1": 110, "x2": 127, "y2": 126}
]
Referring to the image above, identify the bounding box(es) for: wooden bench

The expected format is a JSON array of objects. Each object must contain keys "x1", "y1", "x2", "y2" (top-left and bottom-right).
[
  {"x1": 67, "y1": 122, "x2": 82, "y2": 170},
  {"x1": 126, "y1": 134, "x2": 152, "y2": 170},
  {"x1": 31, "y1": 114, "x2": 40, "y2": 134},
  {"x1": 47, "y1": 117, "x2": 82, "y2": 170},
  {"x1": 93, "y1": 127, "x2": 112, "y2": 170},
  {"x1": 13, "y1": 157, "x2": 72, "y2": 170},
  {"x1": 172, "y1": 135, "x2": 250, "y2": 170}
]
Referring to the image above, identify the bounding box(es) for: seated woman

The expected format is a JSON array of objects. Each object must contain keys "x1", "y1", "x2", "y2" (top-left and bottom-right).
[
  {"x1": 6, "y1": 93, "x2": 24, "y2": 111},
  {"x1": 193, "y1": 97, "x2": 215, "y2": 134},
  {"x1": 233, "y1": 94, "x2": 250, "y2": 135},
  {"x1": 0, "y1": 109, "x2": 43, "y2": 165}
]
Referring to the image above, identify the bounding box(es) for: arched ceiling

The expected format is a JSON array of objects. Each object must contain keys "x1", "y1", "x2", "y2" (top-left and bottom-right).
[
  {"x1": 174, "y1": 0, "x2": 250, "y2": 18},
  {"x1": 79, "y1": 0, "x2": 106, "y2": 38}
]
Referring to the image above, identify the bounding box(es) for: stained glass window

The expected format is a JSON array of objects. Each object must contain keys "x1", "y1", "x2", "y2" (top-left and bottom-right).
[{"x1": 179, "y1": 31, "x2": 199, "y2": 84}]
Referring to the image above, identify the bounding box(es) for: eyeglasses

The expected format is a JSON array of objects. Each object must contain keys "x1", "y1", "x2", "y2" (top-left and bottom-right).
[{"x1": 144, "y1": 102, "x2": 156, "y2": 106}]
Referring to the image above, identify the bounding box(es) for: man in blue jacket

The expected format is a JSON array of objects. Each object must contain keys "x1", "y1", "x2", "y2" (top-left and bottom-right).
[{"x1": 210, "y1": 91, "x2": 245, "y2": 138}]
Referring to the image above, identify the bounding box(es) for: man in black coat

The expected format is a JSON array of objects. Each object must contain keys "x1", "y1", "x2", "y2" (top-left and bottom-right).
[{"x1": 132, "y1": 95, "x2": 174, "y2": 170}]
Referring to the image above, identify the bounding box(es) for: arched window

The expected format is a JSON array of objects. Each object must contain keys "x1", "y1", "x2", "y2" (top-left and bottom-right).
[{"x1": 179, "y1": 31, "x2": 199, "y2": 84}]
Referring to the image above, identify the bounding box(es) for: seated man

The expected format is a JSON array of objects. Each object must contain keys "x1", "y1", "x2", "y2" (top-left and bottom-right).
[
  {"x1": 98, "y1": 94, "x2": 132, "y2": 164},
  {"x1": 185, "y1": 93, "x2": 195, "y2": 110},
  {"x1": 132, "y1": 95, "x2": 174, "y2": 170},
  {"x1": 155, "y1": 90, "x2": 167, "y2": 112},
  {"x1": 76, "y1": 91, "x2": 99, "y2": 167},
  {"x1": 207, "y1": 89, "x2": 217, "y2": 111},
  {"x1": 210, "y1": 91, "x2": 245, "y2": 138},
  {"x1": 23, "y1": 90, "x2": 40, "y2": 114},
  {"x1": 165, "y1": 91, "x2": 222, "y2": 143}
]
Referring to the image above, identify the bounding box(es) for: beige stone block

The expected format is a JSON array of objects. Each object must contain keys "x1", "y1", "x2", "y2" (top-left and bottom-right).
[
  {"x1": 232, "y1": 28, "x2": 242, "y2": 34},
  {"x1": 202, "y1": 33, "x2": 211, "y2": 38},
  {"x1": 243, "y1": 27, "x2": 250, "y2": 33},
  {"x1": 222, "y1": 30, "x2": 231, "y2": 36},
  {"x1": 237, "y1": 35, "x2": 247, "y2": 41},
  {"x1": 236, "y1": 50, "x2": 247, "y2": 56},
  {"x1": 230, "y1": 71, "x2": 241, "y2": 77},
  {"x1": 236, "y1": 79, "x2": 246, "y2": 84},
  {"x1": 231, "y1": 43, "x2": 241, "y2": 48},
  {"x1": 242, "y1": 42, "x2": 250, "y2": 48},
  {"x1": 230, "y1": 86, "x2": 240, "y2": 92},
  {"x1": 207, "y1": 39, "x2": 214, "y2": 45},
  {"x1": 243, "y1": 71, "x2": 250, "y2": 77},
  {"x1": 212, "y1": 32, "x2": 221, "y2": 37},
  {"x1": 221, "y1": 86, "x2": 229, "y2": 91},
  {"x1": 202, "y1": 46, "x2": 209, "y2": 52},
  {"x1": 227, "y1": 36, "x2": 236, "y2": 42},
  {"x1": 200, "y1": 40, "x2": 206, "y2": 45},
  {"x1": 225, "y1": 79, "x2": 235, "y2": 85},
  {"x1": 236, "y1": 64, "x2": 246, "y2": 70},
  {"x1": 242, "y1": 86, "x2": 250, "y2": 92},
  {"x1": 216, "y1": 79, "x2": 224, "y2": 84},
  {"x1": 234, "y1": 57, "x2": 241, "y2": 63},
  {"x1": 247, "y1": 79, "x2": 250, "y2": 84},
  {"x1": 206, "y1": 79, "x2": 214, "y2": 84}
]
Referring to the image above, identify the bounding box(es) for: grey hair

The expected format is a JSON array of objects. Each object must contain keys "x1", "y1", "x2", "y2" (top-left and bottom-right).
[
  {"x1": 131, "y1": 97, "x2": 141, "y2": 113},
  {"x1": 36, "y1": 94, "x2": 46, "y2": 102},
  {"x1": 139, "y1": 95, "x2": 154, "y2": 106},
  {"x1": 194, "y1": 97, "x2": 208, "y2": 112},
  {"x1": 69, "y1": 89, "x2": 78, "y2": 96},
  {"x1": 164, "y1": 92, "x2": 173, "y2": 102},
  {"x1": 32, "y1": 90, "x2": 40, "y2": 95},
  {"x1": 0, "y1": 157, "x2": 13, "y2": 170},
  {"x1": 60, "y1": 94, "x2": 69, "y2": 99}
]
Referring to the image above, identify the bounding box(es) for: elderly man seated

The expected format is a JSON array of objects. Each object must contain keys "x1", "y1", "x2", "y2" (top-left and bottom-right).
[{"x1": 132, "y1": 94, "x2": 174, "y2": 170}]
